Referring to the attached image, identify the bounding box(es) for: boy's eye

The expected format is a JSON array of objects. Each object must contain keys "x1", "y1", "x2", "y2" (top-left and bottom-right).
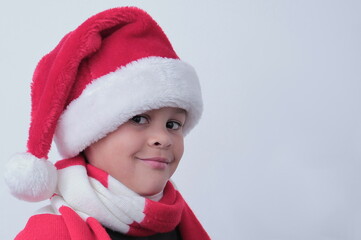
[
  {"x1": 166, "y1": 121, "x2": 182, "y2": 130},
  {"x1": 130, "y1": 115, "x2": 149, "y2": 124}
]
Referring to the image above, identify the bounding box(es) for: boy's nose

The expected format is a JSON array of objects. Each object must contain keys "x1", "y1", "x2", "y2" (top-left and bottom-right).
[{"x1": 148, "y1": 129, "x2": 172, "y2": 149}]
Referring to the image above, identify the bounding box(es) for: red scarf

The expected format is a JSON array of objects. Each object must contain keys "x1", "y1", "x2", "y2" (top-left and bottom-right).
[{"x1": 16, "y1": 156, "x2": 210, "y2": 240}]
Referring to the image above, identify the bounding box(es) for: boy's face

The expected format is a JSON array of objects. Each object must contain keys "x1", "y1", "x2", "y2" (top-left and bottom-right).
[{"x1": 84, "y1": 107, "x2": 186, "y2": 196}]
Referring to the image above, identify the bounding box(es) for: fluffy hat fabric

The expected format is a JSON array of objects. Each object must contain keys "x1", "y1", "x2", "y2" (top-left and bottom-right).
[{"x1": 4, "y1": 7, "x2": 202, "y2": 202}]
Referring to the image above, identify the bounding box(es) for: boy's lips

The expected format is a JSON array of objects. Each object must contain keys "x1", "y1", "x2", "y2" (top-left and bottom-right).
[
  {"x1": 139, "y1": 157, "x2": 171, "y2": 163},
  {"x1": 137, "y1": 157, "x2": 171, "y2": 169}
]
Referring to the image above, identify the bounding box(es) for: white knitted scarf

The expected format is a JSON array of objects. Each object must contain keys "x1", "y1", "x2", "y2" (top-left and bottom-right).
[{"x1": 48, "y1": 156, "x2": 186, "y2": 236}]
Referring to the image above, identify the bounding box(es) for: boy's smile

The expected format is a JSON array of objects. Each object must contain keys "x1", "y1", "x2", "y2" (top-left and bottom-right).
[
  {"x1": 137, "y1": 157, "x2": 171, "y2": 170},
  {"x1": 84, "y1": 107, "x2": 186, "y2": 197}
]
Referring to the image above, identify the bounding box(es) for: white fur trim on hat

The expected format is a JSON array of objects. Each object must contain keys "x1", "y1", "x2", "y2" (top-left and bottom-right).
[
  {"x1": 4, "y1": 153, "x2": 57, "y2": 202},
  {"x1": 54, "y1": 57, "x2": 202, "y2": 158}
]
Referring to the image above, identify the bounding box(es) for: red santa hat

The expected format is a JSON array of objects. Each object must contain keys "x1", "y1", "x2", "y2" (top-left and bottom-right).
[{"x1": 4, "y1": 7, "x2": 202, "y2": 202}]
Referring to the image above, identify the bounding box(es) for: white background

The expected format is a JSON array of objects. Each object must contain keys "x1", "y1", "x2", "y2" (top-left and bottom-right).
[{"x1": 1, "y1": 1, "x2": 361, "y2": 239}]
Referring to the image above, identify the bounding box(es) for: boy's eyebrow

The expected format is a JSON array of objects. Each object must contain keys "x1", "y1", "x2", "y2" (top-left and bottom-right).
[
  {"x1": 176, "y1": 108, "x2": 186, "y2": 113},
  {"x1": 174, "y1": 108, "x2": 187, "y2": 115}
]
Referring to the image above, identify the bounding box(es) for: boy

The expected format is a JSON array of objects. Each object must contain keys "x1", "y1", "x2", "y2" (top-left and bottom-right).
[{"x1": 4, "y1": 7, "x2": 210, "y2": 239}]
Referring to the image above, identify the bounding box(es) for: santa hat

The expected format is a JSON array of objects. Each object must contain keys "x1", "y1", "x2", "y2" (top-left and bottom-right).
[{"x1": 4, "y1": 7, "x2": 202, "y2": 202}]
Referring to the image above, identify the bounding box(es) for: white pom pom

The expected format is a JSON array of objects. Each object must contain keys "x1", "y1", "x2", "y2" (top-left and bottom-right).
[{"x1": 4, "y1": 152, "x2": 58, "y2": 202}]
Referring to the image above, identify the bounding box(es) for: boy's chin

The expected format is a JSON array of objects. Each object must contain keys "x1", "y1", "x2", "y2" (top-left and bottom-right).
[{"x1": 130, "y1": 178, "x2": 169, "y2": 197}]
